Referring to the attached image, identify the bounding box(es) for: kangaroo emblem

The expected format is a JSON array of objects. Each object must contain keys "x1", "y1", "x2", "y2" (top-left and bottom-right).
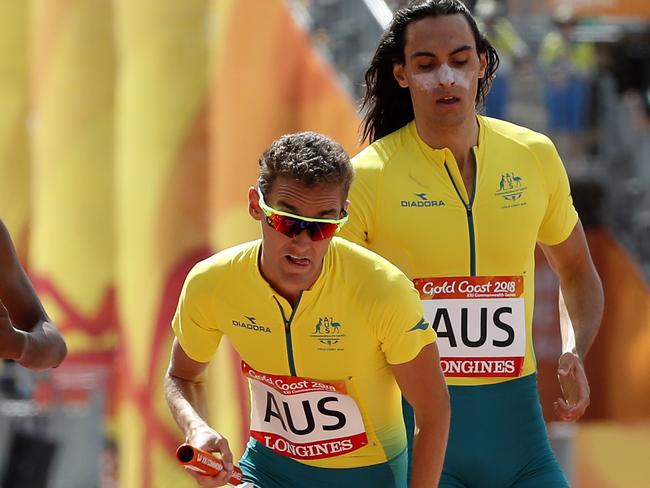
[
  {"x1": 498, "y1": 175, "x2": 506, "y2": 191},
  {"x1": 314, "y1": 318, "x2": 323, "y2": 334}
]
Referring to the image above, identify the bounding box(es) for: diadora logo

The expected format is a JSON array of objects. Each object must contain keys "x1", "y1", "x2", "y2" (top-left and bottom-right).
[
  {"x1": 495, "y1": 172, "x2": 527, "y2": 202},
  {"x1": 310, "y1": 317, "x2": 346, "y2": 348},
  {"x1": 401, "y1": 193, "x2": 445, "y2": 208},
  {"x1": 232, "y1": 315, "x2": 271, "y2": 333}
]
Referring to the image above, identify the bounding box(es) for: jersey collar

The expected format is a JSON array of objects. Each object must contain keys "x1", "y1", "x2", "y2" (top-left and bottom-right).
[{"x1": 407, "y1": 116, "x2": 487, "y2": 166}]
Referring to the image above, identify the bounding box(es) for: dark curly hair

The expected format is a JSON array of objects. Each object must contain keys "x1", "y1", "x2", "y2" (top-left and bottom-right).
[
  {"x1": 361, "y1": 0, "x2": 499, "y2": 143},
  {"x1": 258, "y1": 132, "x2": 354, "y2": 199}
]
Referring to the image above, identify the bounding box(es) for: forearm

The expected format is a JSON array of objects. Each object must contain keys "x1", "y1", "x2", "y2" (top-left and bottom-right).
[
  {"x1": 17, "y1": 321, "x2": 67, "y2": 370},
  {"x1": 165, "y1": 370, "x2": 211, "y2": 438},
  {"x1": 558, "y1": 263, "x2": 603, "y2": 358},
  {"x1": 410, "y1": 401, "x2": 450, "y2": 487}
]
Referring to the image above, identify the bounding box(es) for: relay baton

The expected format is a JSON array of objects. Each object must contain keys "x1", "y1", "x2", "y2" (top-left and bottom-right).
[{"x1": 176, "y1": 444, "x2": 244, "y2": 486}]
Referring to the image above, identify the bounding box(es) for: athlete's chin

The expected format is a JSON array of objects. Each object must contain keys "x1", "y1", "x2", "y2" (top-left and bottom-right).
[
  {"x1": 428, "y1": 101, "x2": 474, "y2": 121},
  {"x1": 431, "y1": 110, "x2": 469, "y2": 126}
]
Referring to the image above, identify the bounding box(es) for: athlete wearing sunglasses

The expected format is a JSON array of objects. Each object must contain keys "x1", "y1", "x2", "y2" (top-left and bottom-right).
[
  {"x1": 166, "y1": 132, "x2": 449, "y2": 488},
  {"x1": 248, "y1": 175, "x2": 350, "y2": 306}
]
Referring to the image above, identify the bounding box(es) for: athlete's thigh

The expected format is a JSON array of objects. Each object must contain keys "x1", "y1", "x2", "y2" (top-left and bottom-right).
[
  {"x1": 439, "y1": 471, "x2": 468, "y2": 488},
  {"x1": 511, "y1": 447, "x2": 570, "y2": 488},
  {"x1": 241, "y1": 440, "x2": 406, "y2": 488},
  {"x1": 512, "y1": 467, "x2": 570, "y2": 488},
  {"x1": 240, "y1": 466, "x2": 285, "y2": 488}
]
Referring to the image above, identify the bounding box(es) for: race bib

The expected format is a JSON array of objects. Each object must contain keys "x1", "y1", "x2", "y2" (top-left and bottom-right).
[
  {"x1": 242, "y1": 362, "x2": 368, "y2": 459},
  {"x1": 414, "y1": 276, "x2": 526, "y2": 378}
]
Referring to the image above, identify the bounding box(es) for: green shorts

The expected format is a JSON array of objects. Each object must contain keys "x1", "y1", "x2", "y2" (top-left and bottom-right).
[
  {"x1": 404, "y1": 373, "x2": 569, "y2": 488},
  {"x1": 239, "y1": 439, "x2": 407, "y2": 488}
]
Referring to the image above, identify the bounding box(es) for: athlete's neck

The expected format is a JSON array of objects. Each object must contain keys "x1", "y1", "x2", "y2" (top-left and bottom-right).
[
  {"x1": 258, "y1": 251, "x2": 324, "y2": 308},
  {"x1": 415, "y1": 115, "x2": 479, "y2": 172}
]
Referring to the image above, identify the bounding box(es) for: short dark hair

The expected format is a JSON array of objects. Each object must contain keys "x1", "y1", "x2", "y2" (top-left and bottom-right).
[
  {"x1": 361, "y1": 0, "x2": 499, "y2": 143},
  {"x1": 258, "y1": 132, "x2": 354, "y2": 199}
]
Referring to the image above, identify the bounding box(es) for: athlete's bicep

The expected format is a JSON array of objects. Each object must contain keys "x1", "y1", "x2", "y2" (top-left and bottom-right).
[
  {"x1": 167, "y1": 338, "x2": 210, "y2": 383},
  {"x1": 539, "y1": 220, "x2": 592, "y2": 280},
  {"x1": 391, "y1": 343, "x2": 448, "y2": 413}
]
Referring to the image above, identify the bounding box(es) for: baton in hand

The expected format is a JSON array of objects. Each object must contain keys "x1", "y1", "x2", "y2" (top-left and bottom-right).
[{"x1": 176, "y1": 443, "x2": 246, "y2": 486}]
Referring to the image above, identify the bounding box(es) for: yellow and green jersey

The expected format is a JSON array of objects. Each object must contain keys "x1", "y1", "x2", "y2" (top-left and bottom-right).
[
  {"x1": 341, "y1": 116, "x2": 577, "y2": 386},
  {"x1": 173, "y1": 237, "x2": 435, "y2": 468}
]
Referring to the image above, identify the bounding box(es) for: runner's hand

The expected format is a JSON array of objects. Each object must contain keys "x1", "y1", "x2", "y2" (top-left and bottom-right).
[
  {"x1": 0, "y1": 299, "x2": 26, "y2": 361},
  {"x1": 185, "y1": 425, "x2": 234, "y2": 487},
  {"x1": 554, "y1": 351, "x2": 590, "y2": 421}
]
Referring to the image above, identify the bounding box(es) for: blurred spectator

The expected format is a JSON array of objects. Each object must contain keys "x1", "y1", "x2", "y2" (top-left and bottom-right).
[
  {"x1": 610, "y1": 29, "x2": 650, "y2": 116},
  {"x1": 539, "y1": 6, "x2": 596, "y2": 161},
  {"x1": 475, "y1": 0, "x2": 530, "y2": 120}
]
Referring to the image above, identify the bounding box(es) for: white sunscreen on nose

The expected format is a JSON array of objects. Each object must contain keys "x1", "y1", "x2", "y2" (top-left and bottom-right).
[{"x1": 412, "y1": 64, "x2": 471, "y2": 90}]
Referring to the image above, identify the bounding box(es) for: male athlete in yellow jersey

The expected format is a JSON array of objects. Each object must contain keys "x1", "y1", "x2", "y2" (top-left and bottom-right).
[
  {"x1": 165, "y1": 132, "x2": 449, "y2": 487},
  {"x1": 340, "y1": 1, "x2": 603, "y2": 487}
]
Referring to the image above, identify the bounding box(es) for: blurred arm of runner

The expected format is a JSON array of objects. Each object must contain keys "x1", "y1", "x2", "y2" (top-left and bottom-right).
[
  {"x1": 165, "y1": 338, "x2": 234, "y2": 487},
  {"x1": 391, "y1": 342, "x2": 450, "y2": 488},
  {"x1": 0, "y1": 220, "x2": 67, "y2": 370},
  {"x1": 540, "y1": 220, "x2": 603, "y2": 422}
]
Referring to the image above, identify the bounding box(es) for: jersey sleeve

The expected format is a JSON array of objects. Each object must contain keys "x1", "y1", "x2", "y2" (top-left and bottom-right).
[
  {"x1": 374, "y1": 273, "x2": 437, "y2": 365},
  {"x1": 536, "y1": 137, "x2": 579, "y2": 245},
  {"x1": 172, "y1": 261, "x2": 223, "y2": 363},
  {"x1": 339, "y1": 153, "x2": 380, "y2": 248}
]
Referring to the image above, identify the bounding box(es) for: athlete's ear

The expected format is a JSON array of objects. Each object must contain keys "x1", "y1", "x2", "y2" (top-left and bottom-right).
[
  {"x1": 249, "y1": 186, "x2": 262, "y2": 221},
  {"x1": 343, "y1": 199, "x2": 350, "y2": 214},
  {"x1": 478, "y1": 51, "x2": 487, "y2": 79},
  {"x1": 393, "y1": 62, "x2": 409, "y2": 88}
]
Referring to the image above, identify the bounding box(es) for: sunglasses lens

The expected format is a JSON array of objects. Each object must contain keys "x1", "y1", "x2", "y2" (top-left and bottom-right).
[
  {"x1": 268, "y1": 214, "x2": 338, "y2": 241},
  {"x1": 308, "y1": 222, "x2": 338, "y2": 241},
  {"x1": 269, "y1": 215, "x2": 301, "y2": 238}
]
